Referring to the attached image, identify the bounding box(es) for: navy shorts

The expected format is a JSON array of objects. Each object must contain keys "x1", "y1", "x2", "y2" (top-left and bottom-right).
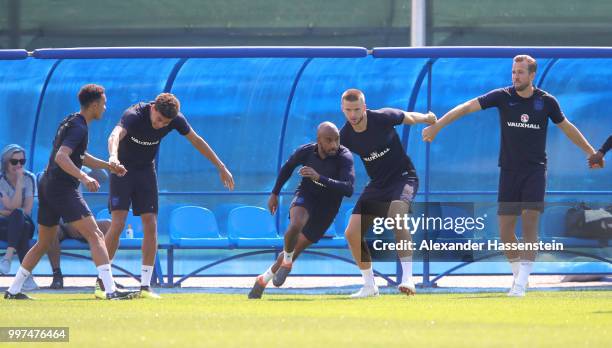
[
  {"x1": 289, "y1": 192, "x2": 340, "y2": 243},
  {"x1": 497, "y1": 167, "x2": 546, "y2": 215},
  {"x1": 353, "y1": 177, "x2": 418, "y2": 216},
  {"x1": 38, "y1": 173, "x2": 92, "y2": 227},
  {"x1": 109, "y1": 166, "x2": 158, "y2": 215}
]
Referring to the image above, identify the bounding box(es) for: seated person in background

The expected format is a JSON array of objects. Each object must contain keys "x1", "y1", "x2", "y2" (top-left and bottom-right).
[
  {"x1": 0, "y1": 144, "x2": 38, "y2": 291},
  {"x1": 47, "y1": 219, "x2": 112, "y2": 289}
]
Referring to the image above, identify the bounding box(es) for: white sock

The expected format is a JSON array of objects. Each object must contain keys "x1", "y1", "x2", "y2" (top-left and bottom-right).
[
  {"x1": 360, "y1": 267, "x2": 376, "y2": 288},
  {"x1": 283, "y1": 250, "x2": 294, "y2": 264},
  {"x1": 400, "y1": 256, "x2": 413, "y2": 283},
  {"x1": 262, "y1": 266, "x2": 275, "y2": 283},
  {"x1": 517, "y1": 260, "x2": 534, "y2": 287},
  {"x1": 509, "y1": 257, "x2": 520, "y2": 280},
  {"x1": 97, "y1": 264, "x2": 116, "y2": 294},
  {"x1": 8, "y1": 266, "x2": 30, "y2": 294},
  {"x1": 141, "y1": 265, "x2": 154, "y2": 287}
]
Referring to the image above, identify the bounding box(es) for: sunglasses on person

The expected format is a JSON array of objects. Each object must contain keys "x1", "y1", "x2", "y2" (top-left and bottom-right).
[{"x1": 9, "y1": 158, "x2": 26, "y2": 166}]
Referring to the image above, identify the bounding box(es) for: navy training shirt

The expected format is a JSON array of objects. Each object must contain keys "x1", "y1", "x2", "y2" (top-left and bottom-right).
[
  {"x1": 340, "y1": 108, "x2": 417, "y2": 188},
  {"x1": 478, "y1": 87, "x2": 565, "y2": 170},
  {"x1": 599, "y1": 135, "x2": 612, "y2": 154},
  {"x1": 272, "y1": 143, "x2": 355, "y2": 202},
  {"x1": 117, "y1": 102, "x2": 191, "y2": 169},
  {"x1": 45, "y1": 113, "x2": 89, "y2": 188}
]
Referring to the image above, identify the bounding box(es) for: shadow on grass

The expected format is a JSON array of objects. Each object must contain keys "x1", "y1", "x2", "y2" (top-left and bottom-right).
[
  {"x1": 265, "y1": 296, "x2": 358, "y2": 302},
  {"x1": 451, "y1": 294, "x2": 508, "y2": 299}
]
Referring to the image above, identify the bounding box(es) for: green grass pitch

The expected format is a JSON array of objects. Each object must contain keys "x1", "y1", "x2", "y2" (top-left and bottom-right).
[{"x1": 5, "y1": 291, "x2": 611, "y2": 347}]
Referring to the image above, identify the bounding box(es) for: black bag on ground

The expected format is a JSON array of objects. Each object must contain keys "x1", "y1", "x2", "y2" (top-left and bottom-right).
[{"x1": 565, "y1": 203, "x2": 612, "y2": 241}]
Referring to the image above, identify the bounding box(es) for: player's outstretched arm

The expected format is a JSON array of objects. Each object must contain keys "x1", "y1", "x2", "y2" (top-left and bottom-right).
[
  {"x1": 402, "y1": 111, "x2": 437, "y2": 125},
  {"x1": 107, "y1": 125, "x2": 127, "y2": 169},
  {"x1": 268, "y1": 147, "x2": 307, "y2": 214},
  {"x1": 422, "y1": 98, "x2": 481, "y2": 142},
  {"x1": 55, "y1": 146, "x2": 99, "y2": 192},
  {"x1": 185, "y1": 129, "x2": 234, "y2": 190},
  {"x1": 556, "y1": 119, "x2": 598, "y2": 165},
  {"x1": 83, "y1": 153, "x2": 127, "y2": 176}
]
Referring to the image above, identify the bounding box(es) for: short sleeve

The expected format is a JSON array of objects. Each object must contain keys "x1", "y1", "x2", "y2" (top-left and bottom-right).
[
  {"x1": 173, "y1": 114, "x2": 192, "y2": 136},
  {"x1": 477, "y1": 88, "x2": 505, "y2": 110},
  {"x1": 61, "y1": 122, "x2": 86, "y2": 150},
  {"x1": 376, "y1": 108, "x2": 405, "y2": 128},
  {"x1": 24, "y1": 172, "x2": 35, "y2": 197},
  {"x1": 118, "y1": 106, "x2": 140, "y2": 131},
  {"x1": 546, "y1": 95, "x2": 566, "y2": 124}
]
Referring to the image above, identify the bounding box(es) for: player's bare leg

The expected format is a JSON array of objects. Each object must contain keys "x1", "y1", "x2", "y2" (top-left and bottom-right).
[
  {"x1": 4, "y1": 225, "x2": 58, "y2": 299},
  {"x1": 105, "y1": 210, "x2": 128, "y2": 260},
  {"x1": 508, "y1": 210, "x2": 540, "y2": 297},
  {"x1": 93, "y1": 210, "x2": 128, "y2": 297},
  {"x1": 272, "y1": 206, "x2": 309, "y2": 287},
  {"x1": 345, "y1": 214, "x2": 378, "y2": 298},
  {"x1": 499, "y1": 214, "x2": 526, "y2": 296},
  {"x1": 248, "y1": 233, "x2": 312, "y2": 299},
  {"x1": 70, "y1": 216, "x2": 137, "y2": 300},
  {"x1": 139, "y1": 213, "x2": 160, "y2": 299},
  {"x1": 388, "y1": 200, "x2": 415, "y2": 295}
]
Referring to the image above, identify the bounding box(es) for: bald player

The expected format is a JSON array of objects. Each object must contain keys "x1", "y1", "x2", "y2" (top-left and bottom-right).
[{"x1": 248, "y1": 122, "x2": 355, "y2": 299}]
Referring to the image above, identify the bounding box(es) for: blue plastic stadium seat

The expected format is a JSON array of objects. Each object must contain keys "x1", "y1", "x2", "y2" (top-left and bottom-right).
[
  {"x1": 277, "y1": 207, "x2": 346, "y2": 248},
  {"x1": 323, "y1": 224, "x2": 336, "y2": 237},
  {"x1": 96, "y1": 208, "x2": 143, "y2": 248},
  {"x1": 228, "y1": 206, "x2": 282, "y2": 248},
  {"x1": 169, "y1": 206, "x2": 229, "y2": 248},
  {"x1": 214, "y1": 203, "x2": 246, "y2": 237},
  {"x1": 315, "y1": 223, "x2": 347, "y2": 248}
]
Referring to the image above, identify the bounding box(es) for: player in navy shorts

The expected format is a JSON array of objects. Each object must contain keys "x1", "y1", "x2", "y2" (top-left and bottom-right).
[
  {"x1": 248, "y1": 122, "x2": 355, "y2": 299},
  {"x1": 422, "y1": 55, "x2": 599, "y2": 296},
  {"x1": 340, "y1": 89, "x2": 436, "y2": 298},
  {"x1": 105, "y1": 93, "x2": 234, "y2": 299},
  {"x1": 5, "y1": 84, "x2": 136, "y2": 300}
]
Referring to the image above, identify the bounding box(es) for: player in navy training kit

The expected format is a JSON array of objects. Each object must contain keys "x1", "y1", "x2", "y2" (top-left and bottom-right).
[
  {"x1": 422, "y1": 55, "x2": 599, "y2": 297},
  {"x1": 5, "y1": 84, "x2": 137, "y2": 300},
  {"x1": 105, "y1": 93, "x2": 234, "y2": 299},
  {"x1": 340, "y1": 89, "x2": 436, "y2": 298},
  {"x1": 248, "y1": 122, "x2": 355, "y2": 299}
]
